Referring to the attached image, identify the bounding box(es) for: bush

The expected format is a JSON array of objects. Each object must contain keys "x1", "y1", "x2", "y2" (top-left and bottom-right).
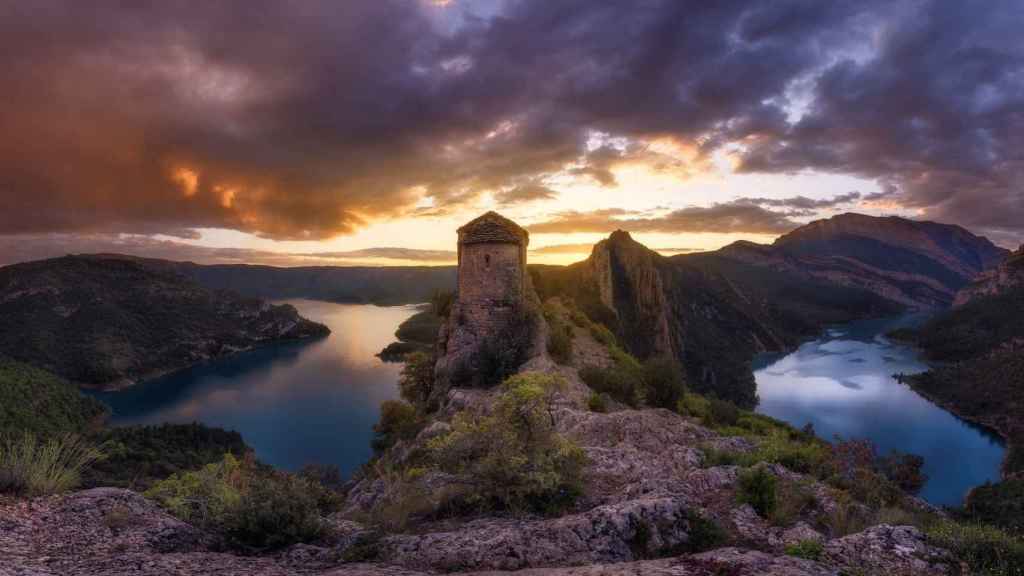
[
  {"x1": 229, "y1": 471, "x2": 325, "y2": 549},
  {"x1": 0, "y1": 433, "x2": 103, "y2": 496},
  {"x1": 678, "y1": 393, "x2": 710, "y2": 420},
  {"x1": 398, "y1": 352, "x2": 434, "y2": 410},
  {"x1": 965, "y1": 477, "x2": 1024, "y2": 535},
  {"x1": 641, "y1": 356, "x2": 686, "y2": 411},
  {"x1": 926, "y1": 519, "x2": 1024, "y2": 576},
  {"x1": 428, "y1": 372, "x2": 587, "y2": 515},
  {"x1": 146, "y1": 453, "x2": 333, "y2": 550},
  {"x1": 580, "y1": 347, "x2": 645, "y2": 407},
  {"x1": 587, "y1": 392, "x2": 609, "y2": 413},
  {"x1": 547, "y1": 321, "x2": 574, "y2": 365},
  {"x1": 737, "y1": 467, "x2": 776, "y2": 518},
  {"x1": 474, "y1": 312, "x2": 536, "y2": 387},
  {"x1": 372, "y1": 401, "x2": 422, "y2": 455},
  {"x1": 877, "y1": 450, "x2": 927, "y2": 494},
  {"x1": 684, "y1": 512, "x2": 729, "y2": 553},
  {"x1": 785, "y1": 540, "x2": 823, "y2": 561},
  {"x1": 708, "y1": 397, "x2": 740, "y2": 428}
]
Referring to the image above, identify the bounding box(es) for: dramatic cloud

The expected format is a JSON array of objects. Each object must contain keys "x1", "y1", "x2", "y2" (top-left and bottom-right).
[
  {"x1": 734, "y1": 192, "x2": 862, "y2": 212},
  {"x1": 529, "y1": 202, "x2": 800, "y2": 235},
  {"x1": 0, "y1": 1, "x2": 1021, "y2": 244}
]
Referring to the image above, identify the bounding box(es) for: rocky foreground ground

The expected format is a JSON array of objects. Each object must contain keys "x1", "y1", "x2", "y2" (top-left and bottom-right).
[{"x1": 0, "y1": 486, "x2": 949, "y2": 576}]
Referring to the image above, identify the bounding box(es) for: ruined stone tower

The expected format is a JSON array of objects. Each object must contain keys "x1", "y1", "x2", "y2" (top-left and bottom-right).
[
  {"x1": 434, "y1": 211, "x2": 536, "y2": 393},
  {"x1": 456, "y1": 211, "x2": 529, "y2": 318}
]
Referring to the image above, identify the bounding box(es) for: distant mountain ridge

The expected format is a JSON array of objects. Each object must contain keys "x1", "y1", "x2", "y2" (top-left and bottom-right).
[
  {"x1": 77, "y1": 254, "x2": 457, "y2": 305},
  {"x1": 721, "y1": 213, "x2": 1008, "y2": 308},
  {"x1": 0, "y1": 255, "x2": 329, "y2": 388},
  {"x1": 532, "y1": 213, "x2": 1006, "y2": 406},
  {"x1": 954, "y1": 245, "x2": 1024, "y2": 306}
]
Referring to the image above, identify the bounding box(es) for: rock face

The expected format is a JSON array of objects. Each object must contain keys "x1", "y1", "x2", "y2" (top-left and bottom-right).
[
  {"x1": 0, "y1": 255, "x2": 329, "y2": 388},
  {"x1": 953, "y1": 245, "x2": 1024, "y2": 306},
  {"x1": 435, "y1": 212, "x2": 541, "y2": 393}
]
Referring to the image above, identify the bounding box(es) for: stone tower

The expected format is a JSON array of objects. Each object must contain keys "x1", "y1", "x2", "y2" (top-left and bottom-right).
[
  {"x1": 434, "y1": 211, "x2": 534, "y2": 393},
  {"x1": 456, "y1": 211, "x2": 529, "y2": 315}
]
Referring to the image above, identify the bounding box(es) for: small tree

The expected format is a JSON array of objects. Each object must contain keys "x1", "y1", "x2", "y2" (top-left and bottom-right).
[
  {"x1": 642, "y1": 356, "x2": 686, "y2": 410},
  {"x1": 399, "y1": 352, "x2": 434, "y2": 410},
  {"x1": 372, "y1": 401, "x2": 421, "y2": 454},
  {"x1": 430, "y1": 290, "x2": 454, "y2": 319}
]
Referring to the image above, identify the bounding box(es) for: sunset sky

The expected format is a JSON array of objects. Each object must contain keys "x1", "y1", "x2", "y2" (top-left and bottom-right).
[{"x1": 1, "y1": 1, "x2": 1021, "y2": 267}]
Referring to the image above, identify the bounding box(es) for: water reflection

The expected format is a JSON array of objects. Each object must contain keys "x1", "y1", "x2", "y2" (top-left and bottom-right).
[
  {"x1": 88, "y1": 301, "x2": 418, "y2": 477},
  {"x1": 754, "y1": 315, "x2": 1006, "y2": 506}
]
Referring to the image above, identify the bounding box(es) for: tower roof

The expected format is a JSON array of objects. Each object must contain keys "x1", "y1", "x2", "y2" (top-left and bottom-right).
[{"x1": 457, "y1": 211, "x2": 529, "y2": 246}]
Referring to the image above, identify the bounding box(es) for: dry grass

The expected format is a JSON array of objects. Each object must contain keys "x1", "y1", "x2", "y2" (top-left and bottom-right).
[{"x1": 0, "y1": 433, "x2": 104, "y2": 496}]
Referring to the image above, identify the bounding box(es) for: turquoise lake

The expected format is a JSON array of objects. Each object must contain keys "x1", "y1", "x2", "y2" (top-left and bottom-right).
[
  {"x1": 754, "y1": 314, "x2": 1006, "y2": 506},
  {"x1": 88, "y1": 300, "x2": 414, "y2": 478}
]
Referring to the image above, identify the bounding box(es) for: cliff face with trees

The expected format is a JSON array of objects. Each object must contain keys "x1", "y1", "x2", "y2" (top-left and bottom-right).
[{"x1": 531, "y1": 214, "x2": 1007, "y2": 408}]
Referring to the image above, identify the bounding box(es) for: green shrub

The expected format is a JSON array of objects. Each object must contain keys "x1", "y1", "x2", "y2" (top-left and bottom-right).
[
  {"x1": 229, "y1": 471, "x2": 325, "y2": 549},
  {"x1": 474, "y1": 313, "x2": 536, "y2": 387},
  {"x1": 678, "y1": 393, "x2": 710, "y2": 420},
  {"x1": 771, "y1": 479, "x2": 818, "y2": 526},
  {"x1": 684, "y1": 512, "x2": 729, "y2": 553},
  {"x1": 926, "y1": 519, "x2": 1024, "y2": 576},
  {"x1": 589, "y1": 323, "x2": 617, "y2": 347},
  {"x1": 785, "y1": 539, "x2": 823, "y2": 560},
  {"x1": 0, "y1": 433, "x2": 103, "y2": 496},
  {"x1": 547, "y1": 321, "x2": 574, "y2": 365},
  {"x1": 146, "y1": 453, "x2": 332, "y2": 550},
  {"x1": 876, "y1": 450, "x2": 927, "y2": 495},
  {"x1": 372, "y1": 401, "x2": 422, "y2": 455},
  {"x1": 708, "y1": 397, "x2": 740, "y2": 428},
  {"x1": 965, "y1": 477, "x2": 1024, "y2": 535},
  {"x1": 737, "y1": 467, "x2": 776, "y2": 518},
  {"x1": 429, "y1": 372, "x2": 587, "y2": 515},
  {"x1": 587, "y1": 392, "x2": 609, "y2": 413},
  {"x1": 398, "y1": 352, "x2": 434, "y2": 410},
  {"x1": 580, "y1": 347, "x2": 645, "y2": 407},
  {"x1": 641, "y1": 356, "x2": 686, "y2": 411}
]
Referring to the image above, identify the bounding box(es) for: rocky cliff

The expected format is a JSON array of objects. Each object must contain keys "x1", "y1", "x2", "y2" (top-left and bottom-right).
[
  {"x1": 953, "y1": 245, "x2": 1024, "y2": 306},
  {"x1": 0, "y1": 255, "x2": 329, "y2": 389},
  {"x1": 533, "y1": 229, "x2": 901, "y2": 407}
]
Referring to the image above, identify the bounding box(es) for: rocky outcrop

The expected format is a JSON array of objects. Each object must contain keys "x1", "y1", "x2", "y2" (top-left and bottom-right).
[
  {"x1": 584, "y1": 231, "x2": 674, "y2": 359},
  {"x1": 953, "y1": 245, "x2": 1024, "y2": 306},
  {"x1": 0, "y1": 255, "x2": 329, "y2": 389}
]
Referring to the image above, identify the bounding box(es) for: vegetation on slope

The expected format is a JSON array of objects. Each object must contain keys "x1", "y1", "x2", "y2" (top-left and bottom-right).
[
  {"x1": 146, "y1": 453, "x2": 342, "y2": 550},
  {"x1": 84, "y1": 423, "x2": 250, "y2": 491},
  {"x1": 0, "y1": 357, "x2": 108, "y2": 439}
]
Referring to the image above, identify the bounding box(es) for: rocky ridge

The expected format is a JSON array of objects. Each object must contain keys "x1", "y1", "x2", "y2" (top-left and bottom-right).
[
  {"x1": 953, "y1": 245, "x2": 1024, "y2": 306},
  {"x1": 0, "y1": 255, "x2": 329, "y2": 389}
]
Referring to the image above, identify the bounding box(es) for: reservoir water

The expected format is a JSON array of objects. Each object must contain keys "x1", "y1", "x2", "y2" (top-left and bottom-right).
[
  {"x1": 88, "y1": 300, "x2": 415, "y2": 477},
  {"x1": 753, "y1": 314, "x2": 1006, "y2": 506}
]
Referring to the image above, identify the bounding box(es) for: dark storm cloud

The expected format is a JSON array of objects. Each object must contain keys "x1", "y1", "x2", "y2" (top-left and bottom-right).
[
  {"x1": 737, "y1": 0, "x2": 1024, "y2": 241},
  {"x1": 529, "y1": 202, "x2": 800, "y2": 235},
  {"x1": 0, "y1": 1, "x2": 1020, "y2": 243},
  {"x1": 735, "y1": 192, "x2": 862, "y2": 211}
]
